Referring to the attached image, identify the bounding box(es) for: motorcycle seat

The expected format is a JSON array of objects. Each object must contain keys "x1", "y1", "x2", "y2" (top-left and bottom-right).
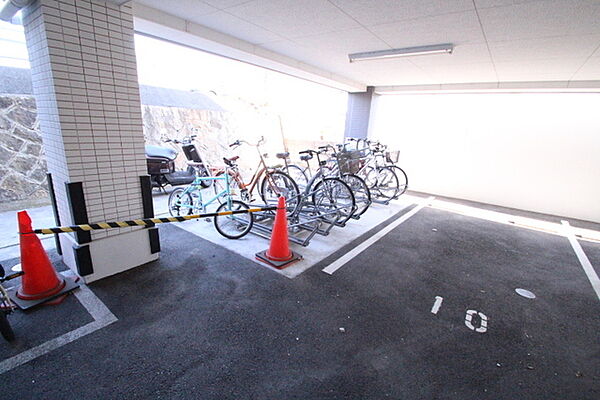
[
  {"x1": 276, "y1": 152, "x2": 289, "y2": 159},
  {"x1": 145, "y1": 145, "x2": 177, "y2": 160}
]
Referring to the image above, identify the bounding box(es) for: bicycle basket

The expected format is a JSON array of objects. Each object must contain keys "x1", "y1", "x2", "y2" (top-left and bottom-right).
[
  {"x1": 385, "y1": 150, "x2": 400, "y2": 163},
  {"x1": 337, "y1": 151, "x2": 362, "y2": 174}
]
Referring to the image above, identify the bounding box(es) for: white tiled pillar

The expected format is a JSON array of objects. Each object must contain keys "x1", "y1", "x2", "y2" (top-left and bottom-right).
[{"x1": 22, "y1": 0, "x2": 158, "y2": 283}]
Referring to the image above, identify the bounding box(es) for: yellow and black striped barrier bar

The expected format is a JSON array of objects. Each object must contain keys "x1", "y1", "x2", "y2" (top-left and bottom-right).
[{"x1": 25, "y1": 206, "x2": 277, "y2": 235}]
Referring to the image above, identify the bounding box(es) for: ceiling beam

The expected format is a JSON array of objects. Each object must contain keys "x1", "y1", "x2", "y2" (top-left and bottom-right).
[
  {"x1": 132, "y1": 3, "x2": 366, "y2": 93},
  {"x1": 376, "y1": 80, "x2": 600, "y2": 94}
]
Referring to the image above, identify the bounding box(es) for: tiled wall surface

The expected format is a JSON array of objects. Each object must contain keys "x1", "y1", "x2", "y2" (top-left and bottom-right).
[{"x1": 23, "y1": 0, "x2": 147, "y2": 241}]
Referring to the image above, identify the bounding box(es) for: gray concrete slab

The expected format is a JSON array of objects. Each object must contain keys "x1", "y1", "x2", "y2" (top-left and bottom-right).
[
  {"x1": 580, "y1": 240, "x2": 600, "y2": 276},
  {"x1": 173, "y1": 196, "x2": 416, "y2": 278},
  {"x1": 0, "y1": 202, "x2": 598, "y2": 399},
  {"x1": 0, "y1": 206, "x2": 56, "y2": 249}
]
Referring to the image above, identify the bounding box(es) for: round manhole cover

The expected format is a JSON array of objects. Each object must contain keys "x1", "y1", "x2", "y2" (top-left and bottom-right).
[{"x1": 515, "y1": 288, "x2": 536, "y2": 299}]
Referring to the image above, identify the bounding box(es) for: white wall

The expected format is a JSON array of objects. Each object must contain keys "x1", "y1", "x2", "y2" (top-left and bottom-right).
[{"x1": 370, "y1": 93, "x2": 600, "y2": 223}]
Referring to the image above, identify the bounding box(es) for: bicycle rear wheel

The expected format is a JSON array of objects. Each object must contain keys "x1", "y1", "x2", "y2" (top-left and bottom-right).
[
  {"x1": 213, "y1": 200, "x2": 254, "y2": 239},
  {"x1": 311, "y1": 178, "x2": 356, "y2": 223},
  {"x1": 283, "y1": 164, "x2": 308, "y2": 190},
  {"x1": 361, "y1": 166, "x2": 378, "y2": 189},
  {"x1": 213, "y1": 172, "x2": 244, "y2": 203},
  {"x1": 374, "y1": 166, "x2": 399, "y2": 200},
  {"x1": 260, "y1": 171, "x2": 300, "y2": 215},
  {"x1": 168, "y1": 188, "x2": 194, "y2": 216},
  {"x1": 342, "y1": 174, "x2": 371, "y2": 216}
]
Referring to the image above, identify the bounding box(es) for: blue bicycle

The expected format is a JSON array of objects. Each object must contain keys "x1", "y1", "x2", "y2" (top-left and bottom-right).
[{"x1": 168, "y1": 170, "x2": 254, "y2": 239}]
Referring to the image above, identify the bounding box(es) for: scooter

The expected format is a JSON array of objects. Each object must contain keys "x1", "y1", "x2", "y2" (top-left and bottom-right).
[{"x1": 145, "y1": 134, "x2": 211, "y2": 191}]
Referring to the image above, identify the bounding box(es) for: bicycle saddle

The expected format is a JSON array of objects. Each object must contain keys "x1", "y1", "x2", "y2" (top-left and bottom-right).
[
  {"x1": 300, "y1": 154, "x2": 312, "y2": 161},
  {"x1": 276, "y1": 152, "x2": 289, "y2": 159},
  {"x1": 223, "y1": 156, "x2": 239, "y2": 166}
]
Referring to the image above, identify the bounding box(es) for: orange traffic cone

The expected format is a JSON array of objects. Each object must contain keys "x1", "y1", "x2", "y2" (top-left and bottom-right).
[
  {"x1": 8, "y1": 210, "x2": 79, "y2": 309},
  {"x1": 256, "y1": 196, "x2": 302, "y2": 269}
]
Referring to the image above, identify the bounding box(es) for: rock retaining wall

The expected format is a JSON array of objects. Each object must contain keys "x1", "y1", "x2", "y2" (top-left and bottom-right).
[
  {"x1": 0, "y1": 94, "x2": 289, "y2": 204},
  {"x1": 0, "y1": 95, "x2": 47, "y2": 202}
]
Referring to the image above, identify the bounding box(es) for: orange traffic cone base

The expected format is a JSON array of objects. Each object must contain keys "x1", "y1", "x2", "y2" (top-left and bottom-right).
[
  {"x1": 256, "y1": 250, "x2": 302, "y2": 269},
  {"x1": 255, "y1": 196, "x2": 302, "y2": 269},
  {"x1": 8, "y1": 274, "x2": 79, "y2": 310},
  {"x1": 12, "y1": 210, "x2": 80, "y2": 310},
  {"x1": 17, "y1": 278, "x2": 66, "y2": 301}
]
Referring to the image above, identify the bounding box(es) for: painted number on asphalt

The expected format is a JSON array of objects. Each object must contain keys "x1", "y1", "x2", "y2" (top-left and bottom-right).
[{"x1": 464, "y1": 309, "x2": 488, "y2": 333}]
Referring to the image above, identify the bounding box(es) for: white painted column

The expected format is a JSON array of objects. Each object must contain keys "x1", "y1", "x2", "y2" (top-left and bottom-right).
[
  {"x1": 22, "y1": 0, "x2": 158, "y2": 282},
  {"x1": 343, "y1": 86, "x2": 374, "y2": 139}
]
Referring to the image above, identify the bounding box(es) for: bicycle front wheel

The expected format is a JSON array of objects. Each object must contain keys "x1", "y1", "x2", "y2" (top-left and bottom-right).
[
  {"x1": 389, "y1": 166, "x2": 408, "y2": 197},
  {"x1": 311, "y1": 178, "x2": 356, "y2": 223},
  {"x1": 214, "y1": 200, "x2": 254, "y2": 239},
  {"x1": 374, "y1": 166, "x2": 400, "y2": 200},
  {"x1": 168, "y1": 188, "x2": 194, "y2": 216},
  {"x1": 342, "y1": 174, "x2": 371, "y2": 216}
]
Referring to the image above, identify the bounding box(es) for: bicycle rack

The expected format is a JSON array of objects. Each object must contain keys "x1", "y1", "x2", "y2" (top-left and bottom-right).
[{"x1": 248, "y1": 204, "x2": 346, "y2": 247}]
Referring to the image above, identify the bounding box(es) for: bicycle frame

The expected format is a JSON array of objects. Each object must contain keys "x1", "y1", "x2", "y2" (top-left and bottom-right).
[
  {"x1": 226, "y1": 138, "x2": 283, "y2": 197},
  {"x1": 177, "y1": 171, "x2": 233, "y2": 213}
]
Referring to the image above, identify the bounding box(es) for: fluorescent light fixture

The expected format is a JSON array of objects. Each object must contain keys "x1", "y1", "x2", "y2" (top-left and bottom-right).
[{"x1": 348, "y1": 43, "x2": 453, "y2": 62}]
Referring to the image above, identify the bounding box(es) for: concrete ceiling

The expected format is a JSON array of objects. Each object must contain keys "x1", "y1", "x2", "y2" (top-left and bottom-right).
[{"x1": 133, "y1": 0, "x2": 600, "y2": 90}]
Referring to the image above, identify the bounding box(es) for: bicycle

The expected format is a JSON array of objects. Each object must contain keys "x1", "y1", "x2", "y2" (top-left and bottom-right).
[
  {"x1": 1, "y1": 264, "x2": 24, "y2": 342},
  {"x1": 367, "y1": 140, "x2": 408, "y2": 198},
  {"x1": 314, "y1": 144, "x2": 372, "y2": 218},
  {"x1": 344, "y1": 138, "x2": 400, "y2": 202},
  {"x1": 276, "y1": 149, "x2": 356, "y2": 226},
  {"x1": 212, "y1": 137, "x2": 301, "y2": 215},
  {"x1": 168, "y1": 170, "x2": 254, "y2": 239}
]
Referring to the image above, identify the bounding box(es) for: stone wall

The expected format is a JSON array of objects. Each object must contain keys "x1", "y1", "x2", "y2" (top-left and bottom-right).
[
  {"x1": 0, "y1": 94, "x2": 47, "y2": 202},
  {"x1": 141, "y1": 104, "x2": 286, "y2": 179},
  {"x1": 0, "y1": 93, "x2": 338, "y2": 207},
  {"x1": 142, "y1": 105, "x2": 239, "y2": 170},
  {"x1": 0, "y1": 94, "x2": 286, "y2": 205}
]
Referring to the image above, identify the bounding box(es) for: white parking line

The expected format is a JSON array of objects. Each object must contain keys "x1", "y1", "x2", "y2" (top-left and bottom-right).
[
  {"x1": 562, "y1": 220, "x2": 600, "y2": 302},
  {"x1": 431, "y1": 296, "x2": 443, "y2": 314},
  {"x1": 322, "y1": 196, "x2": 434, "y2": 275},
  {"x1": 0, "y1": 283, "x2": 117, "y2": 375}
]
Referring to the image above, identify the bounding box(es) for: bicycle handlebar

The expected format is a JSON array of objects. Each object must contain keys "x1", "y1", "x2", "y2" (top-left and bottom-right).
[
  {"x1": 0, "y1": 270, "x2": 24, "y2": 283},
  {"x1": 163, "y1": 135, "x2": 197, "y2": 145},
  {"x1": 230, "y1": 136, "x2": 265, "y2": 148},
  {"x1": 299, "y1": 149, "x2": 319, "y2": 155}
]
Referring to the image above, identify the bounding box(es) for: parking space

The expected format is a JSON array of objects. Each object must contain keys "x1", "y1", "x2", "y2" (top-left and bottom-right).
[
  {"x1": 580, "y1": 241, "x2": 600, "y2": 273},
  {"x1": 2, "y1": 1, "x2": 599, "y2": 398},
  {"x1": 1, "y1": 201, "x2": 597, "y2": 399}
]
